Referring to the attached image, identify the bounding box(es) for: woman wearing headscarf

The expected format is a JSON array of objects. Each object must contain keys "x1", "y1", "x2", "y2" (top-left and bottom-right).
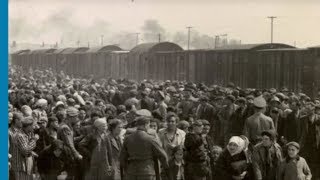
[
  {"x1": 78, "y1": 118, "x2": 113, "y2": 180},
  {"x1": 214, "y1": 136, "x2": 253, "y2": 180}
]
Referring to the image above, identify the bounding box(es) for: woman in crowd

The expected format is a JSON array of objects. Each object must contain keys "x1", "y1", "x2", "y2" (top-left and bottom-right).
[{"x1": 214, "y1": 136, "x2": 253, "y2": 180}]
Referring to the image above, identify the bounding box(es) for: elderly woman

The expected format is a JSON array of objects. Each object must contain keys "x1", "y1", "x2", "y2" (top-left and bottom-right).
[
  {"x1": 214, "y1": 136, "x2": 253, "y2": 180},
  {"x1": 107, "y1": 119, "x2": 123, "y2": 180},
  {"x1": 78, "y1": 118, "x2": 113, "y2": 180}
]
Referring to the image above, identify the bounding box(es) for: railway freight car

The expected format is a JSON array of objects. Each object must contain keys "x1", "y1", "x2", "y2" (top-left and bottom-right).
[
  {"x1": 306, "y1": 46, "x2": 320, "y2": 98},
  {"x1": 128, "y1": 42, "x2": 183, "y2": 81},
  {"x1": 84, "y1": 45, "x2": 126, "y2": 79}
]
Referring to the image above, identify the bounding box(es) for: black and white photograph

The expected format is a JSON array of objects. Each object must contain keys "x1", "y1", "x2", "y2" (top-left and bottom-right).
[{"x1": 8, "y1": 0, "x2": 320, "y2": 180}]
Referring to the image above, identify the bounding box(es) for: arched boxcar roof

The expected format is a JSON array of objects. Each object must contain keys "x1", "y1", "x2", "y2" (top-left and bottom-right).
[
  {"x1": 130, "y1": 42, "x2": 183, "y2": 54},
  {"x1": 308, "y1": 45, "x2": 320, "y2": 49},
  {"x1": 215, "y1": 43, "x2": 295, "y2": 51},
  {"x1": 87, "y1": 45, "x2": 122, "y2": 53},
  {"x1": 11, "y1": 49, "x2": 31, "y2": 55},
  {"x1": 61, "y1": 47, "x2": 89, "y2": 54},
  {"x1": 30, "y1": 48, "x2": 56, "y2": 54}
]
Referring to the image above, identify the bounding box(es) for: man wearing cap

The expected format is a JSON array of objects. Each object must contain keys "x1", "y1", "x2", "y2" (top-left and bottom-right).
[
  {"x1": 252, "y1": 130, "x2": 283, "y2": 180},
  {"x1": 120, "y1": 116, "x2": 170, "y2": 180},
  {"x1": 184, "y1": 120, "x2": 210, "y2": 180},
  {"x1": 11, "y1": 117, "x2": 39, "y2": 180},
  {"x1": 155, "y1": 91, "x2": 168, "y2": 122},
  {"x1": 230, "y1": 97, "x2": 250, "y2": 137},
  {"x1": 278, "y1": 97, "x2": 303, "y2": 144},
  {"x1": 299, "y1": 102, "x2": 320, "y2": 180},
  {"x1": 32, "y1": 98, "x2": 48, "y2": 124},
  {"x1": 57, "y1": 107, "x2": 83, "y2": 180},
  {"x1": 216, "y1": 95, "x2": 238, "y2": 146},
  {"x1": 125, "y1": 89, "x2": 140, "y2": 110},
  {"x1": 196, "y1": 96, "x2": 216, "y2": 123},
  {"x1": 177, "y1": 91, "x2": 195, "y2": 120},
  {"x1": 140, "y1": 90, "x2": 156, "y2": 112},
  {"x1": 243, "y1": 96, "x2": 275, "y2": 145}
]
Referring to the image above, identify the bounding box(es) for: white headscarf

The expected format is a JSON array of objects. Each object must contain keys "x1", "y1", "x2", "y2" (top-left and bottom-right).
[{"x1": 227, "y1": 136, "x2": 245, "y2": 156}]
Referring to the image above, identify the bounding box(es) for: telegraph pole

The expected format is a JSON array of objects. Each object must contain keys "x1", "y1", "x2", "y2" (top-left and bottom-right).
[
  {"x1": 158, "y1": 33, "x2": 161, "y2": 43},
  {"x1": 267, "y1": 16, "x2": 277, "y2": 44},
  {"x1": 214, "y1": 35, "x2": 219, "y2": 49},
  {"x1": 186, "y1": 26, "x2": 192, "y2": 50},
  {"x1": 100, "y1": 35, "x2": 104, "y2": 46},
  {"x1": 135, "y1": 33, "x2": 140, "y2": 45}
]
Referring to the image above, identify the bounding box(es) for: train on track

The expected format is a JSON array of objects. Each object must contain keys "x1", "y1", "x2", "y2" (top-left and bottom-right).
[{"x1": 10, "y1": 42, "x2": 320, "y2": 98}]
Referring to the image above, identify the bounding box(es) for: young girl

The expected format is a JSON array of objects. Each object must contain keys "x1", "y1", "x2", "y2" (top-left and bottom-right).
[
  {"x1": 278, "y1": 142, "x2": 312, "y2": 180},
  {"x1": 211, "y1": 145, "x2": 223, "y2": 177},
  {"x1": 162, "y1": 145, "x2": 185, "y2": 180}
]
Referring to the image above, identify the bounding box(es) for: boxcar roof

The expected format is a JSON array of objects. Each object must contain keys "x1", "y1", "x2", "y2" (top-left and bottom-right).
[
  {"x1": 61, "y1": 47, "x2": 89, "y2": 54},
  {"x1": 308, "y1": 45, "x2": 320, "y2": 49},
  {"x1": 30, "y1": 48, "x2": 56, "y2": 54},
  {"x1": 130, "y1": 42, "x2": 183, "y2": 54},
  {"x1": 11, "y1": 49, "x2": 31, "y2": 55},
  {"x1": 87, "y1": 45, "x2": 122, "y2": 53},
  {"x1": 214, "y1": 43, "x2": 295, "y2": 51},
  {"x1": 257, "y1": 48, "x2": 308, "y2": 52}
]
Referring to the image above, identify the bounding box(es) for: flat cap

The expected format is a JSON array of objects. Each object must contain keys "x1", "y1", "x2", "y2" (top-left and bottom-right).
[
  {"x1": 286, "y1": 141, "x2": 300, "y2": 150},
  {"x1": 135, "y1": 109, "x2": 152, "y2": 117},
  {"x1": 226, "y1": 95, "x2": 236, "y2": 103},
  {"x1": 193, "y1": 120, "x2": 203, "y2": 127},
  {"x1": 67, "y1": 107, "x2": 79, "y2": 117},
  {"x1": 22, "y1": 116, "x2": 34, "y2": 126},
  {"x1": 136, "y1": 116, "x2": 151, "y2": 126},
  {"x1": 253, "y1": 96, "x2": 267, "y2": 108}
]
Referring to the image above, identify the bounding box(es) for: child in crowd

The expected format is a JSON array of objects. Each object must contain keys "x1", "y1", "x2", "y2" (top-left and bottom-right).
[
  {"x1": 162, "y1": 145, "x2": 185, "y2": 180},
  {"x1": 278, "y1": 142, "x2": 312, "y2": 180},
  {"x1": 211, "y1": 145, "x2": 223, "y2": 177}
]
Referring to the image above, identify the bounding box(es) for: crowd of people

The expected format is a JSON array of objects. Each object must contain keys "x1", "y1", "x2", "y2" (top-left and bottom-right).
[{"x1": 8, "y1": 65, "x2": 320, "y2": 180}]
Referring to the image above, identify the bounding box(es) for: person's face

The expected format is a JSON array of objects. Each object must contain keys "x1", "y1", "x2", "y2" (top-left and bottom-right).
[
  {"x1": 212, "y1": 150, "x2": 222, "y2": 161},
  {"x1": 112, "y1": 123, "x2": 123, "y2": 136},
  {"x1": 50, "y1": 120, "x2": 59, "y2": 129},
  {"x1": 174, "y1": 150, "x2": 184, "y2": 161},
  {"x1": 53, "y1": 149, "x2": 62, "y2": 157},
  {"x1": 14, "y1": 116, "x2": 23, "y2": 128},
  {"x1": 287, "y1": 146, "x2": 299, "y2": 158},
  {"x1": 167, "y1": 117, "x2": 177, "y2": 130},
  {"x1": 39, "y1": 121, "x2": 47, "y2": 128},
  {"x1": 290, "y1": 102, "x2": 298, "y2": 111},
  {"x1": 73, "y1": 121, "x2": 81, "y2": 132},
  {"x1": 150, "y1": 122, "x2": 158, "y2": 131},
  {"x1": 247, "y1": 99, "x2": 254, "y2": 104},
  {"x1": 316, "y1": 108, "x2": 320, "y2": 115},
  {"x1": 145, "y1": 122, "x2": 150, "y2": 130},
  {"x1": 262, "y1": 135, "x2": 272, "y2": 147},
  {"x1": 202, "y1": 125, "x2": 210, "y2": 135},
  {"x1": 228, "y1": 142, "x2": 239, "y2": 154},
  {"x1": 182, "y1": 127, "x2": 189, "y2": 134},
  {"x1": 239, "y1": 102, "x2": 246, "y2": 109},
  {"x1": 79, "y1": 110, "x2": 86, "y2": 120},
  {"x1": 97, "y1": 123, "x2": 108, "y2": 133},
  {"x1": 193, "y1": 124, "x2": 203, "y2": 134},
  {"x1": 9, "y1": 113, "x2": 13, "y2": 125},
  {"x1": 270, "y1": 108, "x2": 280, "y2": 117}
]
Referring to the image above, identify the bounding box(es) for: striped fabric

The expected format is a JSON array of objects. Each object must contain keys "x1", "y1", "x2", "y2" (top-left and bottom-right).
[{"x1": 11, "y1": 130, "x2": 37, "y2": 175}]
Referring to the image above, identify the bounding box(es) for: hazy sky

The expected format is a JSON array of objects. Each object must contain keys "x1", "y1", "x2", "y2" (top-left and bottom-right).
[{"x1": 9, "y1": 0, "x2": 320, "y2": 48}]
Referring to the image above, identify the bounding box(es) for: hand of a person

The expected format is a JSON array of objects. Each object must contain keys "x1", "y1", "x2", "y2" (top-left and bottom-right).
[
  {"x1": 106, "y1": 166, "x2": 113, "y2": 176},
  {"x1": 34, "y1": 134, "x2": 39, "y2": 140},
  {"x1": 76, "y1": 154, "x2": 83, "y2": 160}
]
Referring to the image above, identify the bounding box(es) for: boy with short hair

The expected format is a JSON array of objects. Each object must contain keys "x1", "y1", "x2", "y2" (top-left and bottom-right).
[{"x1": 278, "y1": 141, "x2": 312, "y2": 180}]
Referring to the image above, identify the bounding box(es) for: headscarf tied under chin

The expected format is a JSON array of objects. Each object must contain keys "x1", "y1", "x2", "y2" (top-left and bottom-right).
[{"x1": 227, "y1": 136, "x2": 245, "y2": 156}]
